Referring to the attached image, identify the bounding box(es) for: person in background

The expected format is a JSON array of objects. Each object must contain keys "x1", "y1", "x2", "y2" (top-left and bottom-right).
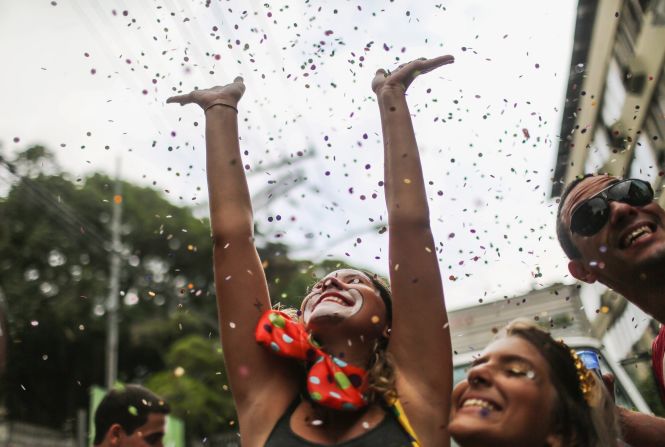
[
  {"x1": 447, "y1": 319, "x2": 619, "y2": 447},
  {"x1": 556, "y1": 173, "x2": 665, "y2": 446},
  {"x1": 93, "y1": 384, "x2": 170, "y2": 447}
]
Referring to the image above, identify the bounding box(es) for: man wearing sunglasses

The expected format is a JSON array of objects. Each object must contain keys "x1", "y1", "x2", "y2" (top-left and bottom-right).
[
  {"x1": 93, "y1": 385, "x2": 170, "y2": 447},
  {"x1": 557, "y1": 174, "x2": 665, "y2": 446}
]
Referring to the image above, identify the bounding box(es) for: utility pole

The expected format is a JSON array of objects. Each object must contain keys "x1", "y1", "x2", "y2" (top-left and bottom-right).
[{"x1": 105, "y1": 159, "x2": 123, "y2": 389}]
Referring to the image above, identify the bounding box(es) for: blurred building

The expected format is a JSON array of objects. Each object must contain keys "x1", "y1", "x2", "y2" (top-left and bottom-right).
[{"x1": 551, "y1": 0, "x2": 665, "y2": 375}]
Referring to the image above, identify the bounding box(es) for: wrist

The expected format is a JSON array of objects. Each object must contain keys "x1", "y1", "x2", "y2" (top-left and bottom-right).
[
  {"x1": 376, "y1": 85, "x2": 406, "y2": 102},
  {"x1": 205, "y1": 102, "x2": 239, "y2": 114}
]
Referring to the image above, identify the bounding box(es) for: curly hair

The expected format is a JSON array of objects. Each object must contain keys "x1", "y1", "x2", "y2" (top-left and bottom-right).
[
  {"x1": 499, "y1": 320, "x2": 619, "y2": 447},
  {"x1": 361, "y1": 271, "x2": 397, "y2": 404}
]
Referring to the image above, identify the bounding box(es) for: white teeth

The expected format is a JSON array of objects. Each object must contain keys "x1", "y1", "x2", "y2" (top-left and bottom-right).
[
  {"x1": 320, "y1": 296, "x2": 347, "y2": 305},
  {"x1": 624, "y1": 225, "x2": 652, "y2": 247},
  {"x1": 462, "y1": 398, "x2": 496, "y2": 411}
]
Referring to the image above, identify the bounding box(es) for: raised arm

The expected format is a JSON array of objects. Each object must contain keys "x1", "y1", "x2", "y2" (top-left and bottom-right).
[
  {"x1": 372, "y1": 57, "x2": 454, "y2": 442},
  {"x1": 167, "y1": 79, "x2": 298, "y2": 432}
]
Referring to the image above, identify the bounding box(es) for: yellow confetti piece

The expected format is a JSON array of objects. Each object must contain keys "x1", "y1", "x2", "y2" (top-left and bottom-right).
[
  {"x1": 403, "y1": 178, "x2": 411, "y2": 184},
  {"x1": 371, "y1": 315, "x2": 380, "y2": 324}
]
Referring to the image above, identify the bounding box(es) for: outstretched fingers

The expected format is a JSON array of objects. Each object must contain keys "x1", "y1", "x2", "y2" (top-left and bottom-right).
[
  {"x1": 373, "y1": 55, "x2": 454, "y2": 94},
  {"x1": 166, "y1": 92, "x2": 194, "y2": 106},
  {"x1": 165, "y1": 77, "x2": 246, "y2": 109},
  {"x1": 414, "y1": 55, "x2": 455, "y2": 75}
]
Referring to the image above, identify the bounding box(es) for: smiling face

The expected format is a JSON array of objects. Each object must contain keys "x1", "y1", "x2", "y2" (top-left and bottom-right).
[
  {"x1": 561, "y1": 176, "x2": 665, "y2": 294},
  {"x1": 300, "y1": 269, "x2": 387, "y2": 335},
  {"x1": 449, "y1": 336, "x2": 561, "y2": 447}
]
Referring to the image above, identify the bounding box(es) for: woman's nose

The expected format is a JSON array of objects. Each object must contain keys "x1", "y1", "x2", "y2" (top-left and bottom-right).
[
  {"x1": 322, "y1": 276, "x2": 344, "y2": 290},
  {"x1": 467, "y1": 364, "x2": 493, "y2": 388}
]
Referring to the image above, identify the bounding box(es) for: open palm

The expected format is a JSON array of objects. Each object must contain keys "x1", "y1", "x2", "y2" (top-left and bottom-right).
[
  {"x1": 372, "y1": 55, "x2": 454, "y2": 95},
  {"x1": 166, "y1": 76, "x2": 245, "y2": 110}
]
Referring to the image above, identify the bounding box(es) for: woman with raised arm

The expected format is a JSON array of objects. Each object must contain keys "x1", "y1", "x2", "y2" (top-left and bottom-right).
[{"x1": 167, "y1": 57, "x2": 453, "y2": 446}]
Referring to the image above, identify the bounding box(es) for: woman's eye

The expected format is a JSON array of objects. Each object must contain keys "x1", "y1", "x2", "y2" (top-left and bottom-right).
[
  {"x1": 506, "y1": 367, "x2": 535, "y2": 380},
  {"x1": 349, "y1": 278, "x2": 360, "y2": 284}
]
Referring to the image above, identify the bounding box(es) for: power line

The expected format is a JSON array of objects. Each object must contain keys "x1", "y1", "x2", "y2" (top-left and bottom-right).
[{"x1": 0, "y1": 156, "x2": 110, "y2": 254}]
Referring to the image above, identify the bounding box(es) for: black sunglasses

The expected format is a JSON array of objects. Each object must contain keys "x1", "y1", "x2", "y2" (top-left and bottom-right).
[{"x1": 569, "y1": 179, "x2": 654, "y2": 236}]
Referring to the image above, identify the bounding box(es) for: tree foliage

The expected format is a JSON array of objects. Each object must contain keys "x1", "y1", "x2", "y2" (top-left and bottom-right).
[
  {"x1": 146, "y1": 335, "x2": 235, "y2": 435},
  {"x1": 0, "y1": 146, "x2": 353, "y2": 439}
]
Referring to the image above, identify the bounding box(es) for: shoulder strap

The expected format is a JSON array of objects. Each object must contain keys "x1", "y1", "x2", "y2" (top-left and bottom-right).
[{"x1": 388, "y1": 398, "x2": 420, "y2": 447}]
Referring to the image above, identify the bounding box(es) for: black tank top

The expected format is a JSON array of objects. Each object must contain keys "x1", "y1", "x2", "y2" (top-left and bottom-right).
[{"x1": 264, "y1": 399, "x2": 414, "y2": 447}]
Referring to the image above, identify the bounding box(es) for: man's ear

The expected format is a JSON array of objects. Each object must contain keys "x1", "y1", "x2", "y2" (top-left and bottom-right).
[
  {"x1": 568, "y1": 259, "x2": 598, "y2": 283},
  {"x1": 108, "y1": 424, "x2": 123, "y2": 445}
]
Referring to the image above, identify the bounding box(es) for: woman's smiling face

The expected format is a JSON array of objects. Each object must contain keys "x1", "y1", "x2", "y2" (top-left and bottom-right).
[
  {"x1": 300, "y1": 269, "x2": 387, "y2": 332},
  {"x1": 448, "y1": 336, "x2": 562, "y2": 447}
]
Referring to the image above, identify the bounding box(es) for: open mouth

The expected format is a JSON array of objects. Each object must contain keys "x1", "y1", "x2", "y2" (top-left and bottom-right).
[
  {"x1": 460, "y1": 398, "x2": 501, "y2": 412},
  {"x1": 620, "y1": 223, "x2": 656, "y2": 249},
  {"x1": 315, "y1": 292, "x2": 353, "y2": 308}
]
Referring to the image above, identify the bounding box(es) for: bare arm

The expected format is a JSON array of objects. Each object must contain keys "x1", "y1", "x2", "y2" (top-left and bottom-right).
[
  {"x1": 618, "y1": 407, "x2": 665, "y2": 447},
  {"x1": 167, "y1": 79, "x2": 298, "y2": 435},
  {"x1": 373, "y1": 56, "x2": 454, "y2": 443}
]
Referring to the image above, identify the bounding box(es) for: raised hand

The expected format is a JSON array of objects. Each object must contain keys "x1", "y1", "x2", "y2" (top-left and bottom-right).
[
  {"x1": 166, "y1": 76, "x2": 246, "y2": 111},
  {"x1": 371, "y1": 55, "x2": 454, "y2": 95}
]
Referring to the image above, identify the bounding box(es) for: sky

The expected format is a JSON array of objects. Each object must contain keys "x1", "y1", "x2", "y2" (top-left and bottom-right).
[{"x1": 0, "y1": 0, "x2": 580, "y2": 310}]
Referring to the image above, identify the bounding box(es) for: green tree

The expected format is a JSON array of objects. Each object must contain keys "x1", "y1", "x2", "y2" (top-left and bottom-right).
[
  {"x1": 146, "y1": 335, "x2": 235, "y2": 435},
  {"x1": 0, "y1": 147, "x2": 217, "y2": 429},
  {"x1": 0, "y1": 146, "x2": 358, "y2": 439}
]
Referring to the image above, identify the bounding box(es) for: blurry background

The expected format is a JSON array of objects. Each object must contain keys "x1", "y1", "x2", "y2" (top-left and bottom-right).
[{"x1": 0, "y1": 0, "x2": 663, "y2": 445}]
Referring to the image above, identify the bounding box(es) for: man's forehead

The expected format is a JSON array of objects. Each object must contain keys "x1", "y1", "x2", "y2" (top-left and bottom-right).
[
  {"x1": 562, "y1": 175, "x2": 618, "y2": 219},
  {"x1": 141, "y1": 412, "x2": 166, "y2": 431}
]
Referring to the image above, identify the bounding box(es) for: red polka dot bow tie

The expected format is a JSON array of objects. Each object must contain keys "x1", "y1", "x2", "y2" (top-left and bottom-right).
[{"x1": 255, "y1": 310, "x2": 368, "y2": 410}]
